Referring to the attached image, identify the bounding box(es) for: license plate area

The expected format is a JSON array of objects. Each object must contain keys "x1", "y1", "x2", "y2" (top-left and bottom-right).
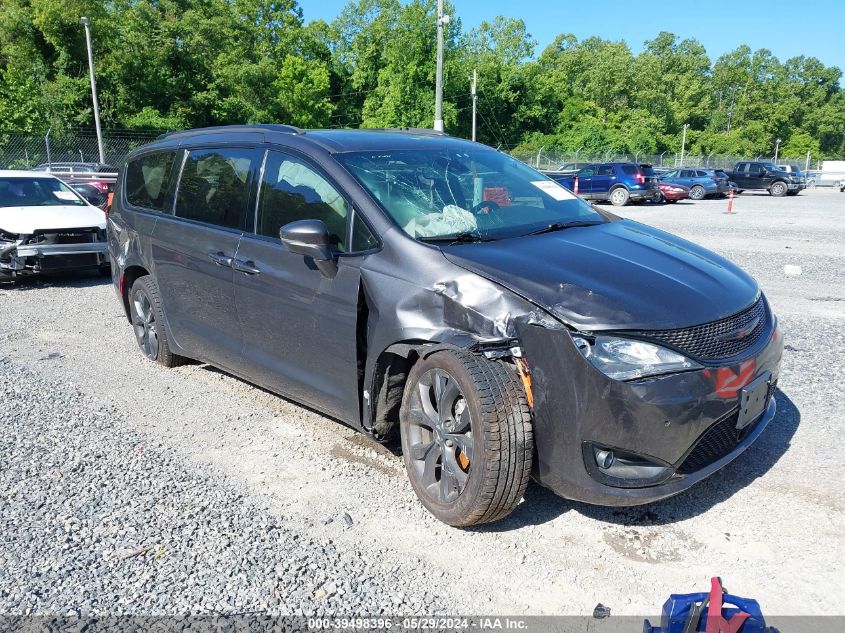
[{"x1": 737, "y1": 371, "x2": 771, "y2": 430}]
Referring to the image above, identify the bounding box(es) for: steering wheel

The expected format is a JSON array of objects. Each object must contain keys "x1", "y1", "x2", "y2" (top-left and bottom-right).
[{"x1": 472, "y1": 199, "x2": 500, "y2": 214}]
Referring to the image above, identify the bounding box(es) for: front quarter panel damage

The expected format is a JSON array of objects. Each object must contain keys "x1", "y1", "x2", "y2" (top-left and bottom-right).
[{"x1": 358, "y1": 239, "x2": 551, "y2": 436}]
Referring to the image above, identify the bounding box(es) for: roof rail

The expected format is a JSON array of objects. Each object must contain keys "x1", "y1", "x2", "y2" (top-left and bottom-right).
[
  {"x1": 369, "y1": 127, "x2": 447, "y2": 136},
  {"x1": 156, "y1": 124, "x2": 305, "y2": 141}
]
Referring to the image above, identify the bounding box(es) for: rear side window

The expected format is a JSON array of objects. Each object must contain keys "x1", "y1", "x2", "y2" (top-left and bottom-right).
[
  {"x1": 175, "y1": 148, "x2": 262, "y2": 230},
  {"x1": 125, "y1": 152, "x2": 176, "y2": 211},
  {"x1": 620, "y1": 165, "x2": 637, "y2": 175},
  {"x1": 596, "y1": 165, "x2": 614, "y2": 176},
  {"x1": 257, "y1": 150, "x2": 350, "y2": 252}
]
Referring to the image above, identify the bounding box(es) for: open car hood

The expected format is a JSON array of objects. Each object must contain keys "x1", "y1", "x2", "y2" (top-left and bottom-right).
[{"x1": 442, "y1": 219, "x2": 759, "y2": 331}]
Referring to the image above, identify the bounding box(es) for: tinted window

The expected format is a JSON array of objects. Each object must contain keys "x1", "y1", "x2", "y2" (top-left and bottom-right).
[
  {"x1": 695, "y1": 170, "x2": 707, "y2": 177},
  {"x1": 175, "y1": 148, "x2": 261, "y2": 230},
  {"x1": 257, "y1": 151, "x2": 349, "y2": 252},
  {"x1": 736, "y1": 163, "x2": 747, "y2": 173},
  {"x1": 596, "y1": 165, "x2": 614, "y2": 176},
  {"x1": 640, "y1": 165, "x2": 656, "y2": 177},
  {"x1": 578, "y1": 167, "x2": 594, "y2": 177},
  {"x1": 350, "y1": 212, "x2": 378, "y2": 252},
  {"x1": 125, "y1": 151, "x2": 176, "y2": 212},
  {"x1": 621, "y1": 165, "x2": 637, "y2": 175}
]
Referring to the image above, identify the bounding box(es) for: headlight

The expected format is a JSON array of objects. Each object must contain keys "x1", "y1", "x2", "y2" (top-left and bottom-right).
[{"x1": 573, "y1": 335, "x2": 701, "y2": 381}]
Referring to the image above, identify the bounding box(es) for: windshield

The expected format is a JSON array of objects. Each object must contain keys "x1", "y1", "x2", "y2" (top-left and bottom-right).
[
  {"x1": 336, "y1": 148, "x2": 604, "y2": 241},
  {"x1": 0, "y1": 177, "x2": 86, "y2": 207}
]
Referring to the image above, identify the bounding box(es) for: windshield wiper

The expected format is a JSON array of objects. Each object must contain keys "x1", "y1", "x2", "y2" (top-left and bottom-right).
[
  {"x1": 522, "y1": 220, "x2": 602, "y2": 237},
  {"x1": 418, "y1": 231, "x2": 495, "y2": 244}
]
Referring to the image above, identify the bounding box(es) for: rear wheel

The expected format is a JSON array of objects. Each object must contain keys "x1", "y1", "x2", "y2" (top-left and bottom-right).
[
  {"x1": 689, "y1": 185, "x2": 706, "y2": 200},
  {"x1": 609, "y1": 187, "x2": 629, "y2": 207},
  {"x1": 400, "y1": 350, "x2": 533, "y2": 526},
  {"x1": 129, "y1": 275, "x2": 185, "y2": 367},
  {"x1": 770, "y1": 181, "x2": 787, "y2": 197}
]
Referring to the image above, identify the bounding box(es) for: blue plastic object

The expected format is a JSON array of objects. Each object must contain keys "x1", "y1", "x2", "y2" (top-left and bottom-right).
[{"x1": 643, "y1": 578, "x2": 775, "y2": 633}]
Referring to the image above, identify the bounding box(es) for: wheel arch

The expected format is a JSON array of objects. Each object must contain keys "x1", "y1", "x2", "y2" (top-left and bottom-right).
[{"x1": 120, "y1": 264, "x2": 150, "y2": 321}]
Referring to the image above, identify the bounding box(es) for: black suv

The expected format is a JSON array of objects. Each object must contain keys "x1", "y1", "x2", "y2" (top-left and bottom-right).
[{"x1": 109, "y1": 126, "x2": 783, "y2": 526}]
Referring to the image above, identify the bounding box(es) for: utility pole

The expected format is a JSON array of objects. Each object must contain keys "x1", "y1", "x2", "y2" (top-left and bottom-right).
[
  {"x1": 805, "y1": 150, "x2": 811, "y2": 171},
  {"x1": 774, "y1": 138, "x2": 782, "y2": 163},
  {"x1": 433, "y1": 0, "x2": 449, "y2": 132},
  {"x1": 470, "y1": 69, "x2": 477, "y2": 142},
  {"x1": 680, "y1": 123, "x2": 689, "y2": 167},
  {"x1": 80, "y1": 17, "x2": 105, "y2": 164}
]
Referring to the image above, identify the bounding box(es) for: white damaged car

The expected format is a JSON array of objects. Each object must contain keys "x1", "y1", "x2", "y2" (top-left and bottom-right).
[{"x1": 0, "y1": 170, "x2": 109, "y2": 280}]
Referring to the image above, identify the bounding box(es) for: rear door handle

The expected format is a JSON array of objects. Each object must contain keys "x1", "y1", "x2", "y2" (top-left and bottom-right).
[
  {"x1": 232, "y1": 258, "x2": 261, "y2": 275},
  {"x1": 208, "y1": 251, "x2": 233, "y2": 267}
]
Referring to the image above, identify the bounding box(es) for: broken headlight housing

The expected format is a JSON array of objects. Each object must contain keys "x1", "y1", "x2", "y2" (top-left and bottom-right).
[{"x1": 573, "y1": 335, "x2": 701, "y2": 381}]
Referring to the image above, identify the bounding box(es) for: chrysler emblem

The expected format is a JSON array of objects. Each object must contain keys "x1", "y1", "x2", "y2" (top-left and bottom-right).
[{"x1": 716, "y1": 317, "x2": 760, "y2": 342}]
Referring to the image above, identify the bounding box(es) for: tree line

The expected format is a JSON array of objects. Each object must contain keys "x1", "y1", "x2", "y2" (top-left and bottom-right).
[{"x1": 1, "y1": 0, "x2": 843, "y2": 159}]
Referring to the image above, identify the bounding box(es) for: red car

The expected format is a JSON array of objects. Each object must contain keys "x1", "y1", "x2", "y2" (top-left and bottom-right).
[{"x1": 658, "y1": 182, "x2": 690, "y2": 203}]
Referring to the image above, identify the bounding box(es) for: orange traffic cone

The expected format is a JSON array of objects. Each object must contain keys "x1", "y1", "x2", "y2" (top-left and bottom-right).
[
  {"x1": 574, "y1": 176, "x2": 579, "y2": 196},
  {"x1": 724, "y1": 189, "x2": 734, "y2": 215}
]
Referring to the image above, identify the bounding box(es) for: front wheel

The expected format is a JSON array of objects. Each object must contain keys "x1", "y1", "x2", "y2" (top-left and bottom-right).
[
  {"x1": 609, "y1": 187, "x2": 629, "y2": 207},
  {"x1": 400, "y1": 350, "x2": 533, "y2": 526},
  {"x1": 689, "y1": 185, "x2": 706, "y2": 200},
  {"x1": 770, "y1": 181, "x2": 788, "y2": 197}
]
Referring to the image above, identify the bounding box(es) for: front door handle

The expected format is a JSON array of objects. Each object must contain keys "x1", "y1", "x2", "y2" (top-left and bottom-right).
[
  {"x1": 208, "y1": 251, "x2": 233, "y2": 267},
  {"x1": 232, "y1": 258, "x2": 261, "y2": 275}
]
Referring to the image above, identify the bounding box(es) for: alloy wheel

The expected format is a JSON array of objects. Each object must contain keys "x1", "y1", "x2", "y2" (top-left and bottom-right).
[
  {"x1": 690, "y1": 185, "x2": 705, "y2": 200},
  {"x1": 406, "y1": 368, "x2": 473, "y2": 504},
  {"x1": 132, "y1": 291, "x2": 159, "y2": 359}
]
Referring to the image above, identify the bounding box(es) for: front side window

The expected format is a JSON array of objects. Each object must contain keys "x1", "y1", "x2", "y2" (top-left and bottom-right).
[
  {"x1": 0, "y1": 177, "x2": 85, "y2": 208},
  {"x1": 336, "y1": 148, "x2": 604, "y2": 241},
  {"x1": 125, "y1": 151, "x2": 176, "y2": 212},
  {"x1": 257, "y1": 151, "x2": 350, "y2": 252},
  {"x1": 175, "y1": 148, "x2": 261, "y2": 230}
]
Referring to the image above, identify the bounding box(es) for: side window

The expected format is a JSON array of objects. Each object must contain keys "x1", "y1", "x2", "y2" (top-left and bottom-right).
[
  {"x1": 349, "y1": 212, "x2": 378, "y2": 252},
  {"x1": 174, "y1": 147, "x2": 261, "y2": 230},
  {"x1": 620, "y1": 165, "x2": 637, "y2": 175},
  {"x1": 125, "y1": 151, "x2": 177, "y2": 212},
  {"x1": 577, "y1": 167, "x2": 594, "y2": 177},
  {"x1": 257, "y1": 151, "x2": 350, "y2": 252},
  {"x1": 597, "y1": 165, "x2": 614, "y2": 176},
  {"x1": 736, "y1": 163, "x2": 747, "y2": 173}
]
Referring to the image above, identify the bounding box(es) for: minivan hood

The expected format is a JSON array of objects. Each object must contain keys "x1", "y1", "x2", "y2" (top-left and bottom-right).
[
  {"x1": 442, "y1": 220, "x2": 759, "y2": 331},
  {"x1": 0, "y1": 204, "x2": 106, "y2": 235}
]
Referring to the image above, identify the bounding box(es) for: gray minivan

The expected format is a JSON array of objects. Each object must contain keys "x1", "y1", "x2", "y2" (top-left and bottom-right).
[{"x1": 109, "y1": 125, "x2": 783, "y2": 526}]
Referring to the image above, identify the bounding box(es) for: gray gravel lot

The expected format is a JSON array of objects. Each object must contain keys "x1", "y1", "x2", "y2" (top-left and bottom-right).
[{"x1": 1, "y1": 188, "x2": 843, "y2": 617}]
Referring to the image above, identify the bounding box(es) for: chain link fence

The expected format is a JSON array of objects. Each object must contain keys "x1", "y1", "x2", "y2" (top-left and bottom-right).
[
  {"x1": 0, "y1": 130, "x2": 163, "y2": 170},
  {"x1": 0, "y1": 129, "x2": 824, "y2": 175},
  {"x1": 508, "y1": 149, "x2": 822, "y2": 172}
]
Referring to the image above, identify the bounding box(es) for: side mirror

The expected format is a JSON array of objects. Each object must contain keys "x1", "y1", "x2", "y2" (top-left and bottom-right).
[{"x1": 280, "y1": 219, "x2": 337, "y2": 278}]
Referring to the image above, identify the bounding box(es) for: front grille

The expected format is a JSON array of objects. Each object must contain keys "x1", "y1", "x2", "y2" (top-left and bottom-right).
[
  {"x1": 632, "y1": 297, "x2": 768, "y2": 361},
  {"x1": 677, "y1": 381, "x2": 775, "y2": 474}
]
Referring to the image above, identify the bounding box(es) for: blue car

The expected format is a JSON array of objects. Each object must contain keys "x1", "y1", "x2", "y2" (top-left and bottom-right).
[
  {"x1": 658, "y1": 169, "x2": 719, "y2": 200},
  {"x1": 549, "y1": 163, "x2": 659, "y2": 206}
]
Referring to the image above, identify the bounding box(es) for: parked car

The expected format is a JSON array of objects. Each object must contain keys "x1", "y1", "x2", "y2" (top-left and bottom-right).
[
  {"x1": 658, "y1": 169, "x2": 719, "y2": 200},
  {"x1": 657, "y1": 182, "x2": 690, "y2": 203},
  {"x1": 727, "y1": 162, "x2": 801, "y2": 196},
  {"x1": 777, "y1": 164, "x2": 808, "y2": 190},
  {"x1": 550, "y1": 163, "x2": 659, "y2": 206},
  {"x1": 70, "y1": 182, "x2": 107, "y2": 209},
  {"x1": 33, "y1": 162, "x2": 118, "y2": 194},
  {"x1": 0, "y1": 171, "x2": 109, "y2": 279},
  {"x1": 109, "y1": 126, "x2": 783, "y2": 526}
]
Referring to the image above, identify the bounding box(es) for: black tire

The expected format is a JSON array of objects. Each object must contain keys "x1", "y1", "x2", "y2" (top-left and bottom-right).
[
  {"x1": 770, "y1": 181, "x2": 788, "y2": 197},
  {"x1": 609, "y1": 187, "x2": 629, "y2": 207},
  {"x1": 689, "y1": 185, "x2": 706, "y2": 200},
  {"x1": 400, "y1": 350, "x2": 533, "y2": 527},
  {"x1": 129, "y1": 275, "x2": 185, "y2": 367}
]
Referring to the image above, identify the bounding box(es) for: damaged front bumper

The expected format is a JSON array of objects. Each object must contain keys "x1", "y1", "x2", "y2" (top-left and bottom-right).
[
  {"x1": 0, "y1": 229, "x2": 109, "y2": 278},
  {"x1": 515, "y1": 319, "x2": 784, "y2": 506}
]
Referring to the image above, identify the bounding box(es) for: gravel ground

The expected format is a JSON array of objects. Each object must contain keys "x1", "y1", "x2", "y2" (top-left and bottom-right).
[{"x1": 1, "y1": 188, "x2": 843, "y2": 617}]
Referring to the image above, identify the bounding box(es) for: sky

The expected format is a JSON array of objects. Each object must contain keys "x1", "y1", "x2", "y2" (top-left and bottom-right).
[{"x1": 301, "y1": 0, "x2": 845, "y2": 72}]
